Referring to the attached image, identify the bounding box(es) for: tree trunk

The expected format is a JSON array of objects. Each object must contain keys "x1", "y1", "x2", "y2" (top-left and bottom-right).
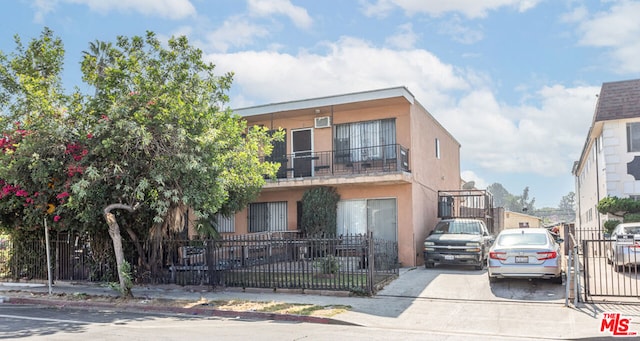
[
  {"x1": 104, "y1": 203, "x2": 136, "y2": 299},
  {"x1": 125, "y1": 225, "x2": 150, "y2": 281}
]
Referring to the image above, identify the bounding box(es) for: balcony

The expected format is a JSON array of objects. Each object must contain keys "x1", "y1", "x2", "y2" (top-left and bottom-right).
[{"x1": 264, "y1": 144, "x2": 410, "y2": 187}]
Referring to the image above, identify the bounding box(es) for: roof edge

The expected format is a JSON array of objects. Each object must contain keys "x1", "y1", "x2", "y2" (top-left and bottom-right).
[{"x1": 233, "y1": 86, "x2": 415, "y2": 117}]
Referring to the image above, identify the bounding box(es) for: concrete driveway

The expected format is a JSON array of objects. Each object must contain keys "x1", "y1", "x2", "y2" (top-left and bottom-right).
[{"x1": 378, "y1": 264, "x2": 565, "y2": 303}]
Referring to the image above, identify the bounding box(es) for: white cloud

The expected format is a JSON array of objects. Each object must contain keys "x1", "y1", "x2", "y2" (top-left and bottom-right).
[
  {"x1": 385, "y1": 23, "x2": 418, "y2": 49},
  {"x1": 209, "y1": 37, "x2": 468, "y2": 109},
  {"x1": 248, "y1": 0, "x2": 313, "y2": 29},
  {"x1": 63, "y1": 0, "x2": 196, "y2": 20},
  {"x1": 560, "y1": 5, "x2": 588, "y2": 24},
  {"x1": 437, "y1": 15, "x2": 484, "y2": 44},
  {"x1": 438, "y1": 85, "x2": 599, "y2": 177},
  {"x1": 360, "y1": 0, "x2": 542, "y2": 19},
  {"x1": 206, "y1": 16, "x2": 270, "y2": 53},
  {"x1": 461, "y1": 170, "x2": 488, "y2": 189},
  {"x1": 31, "y1": 0, "x2": 58, "y2": 23},
  {"x1": 206, "y1": 37, "x2": 598, "y2": 179},
  {"x1": 573, "y1": 1, "x2": 640, "y2": 73}
]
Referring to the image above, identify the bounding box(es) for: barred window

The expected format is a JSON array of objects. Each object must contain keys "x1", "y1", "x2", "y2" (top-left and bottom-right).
[{"x1": 248, "y1": 202, "x2": 287, "y2": 233}]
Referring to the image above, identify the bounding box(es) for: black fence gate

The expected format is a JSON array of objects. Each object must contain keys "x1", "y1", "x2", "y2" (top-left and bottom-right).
[{"x1": 582, "y1": 239, "x2": 640, "y2": 302}]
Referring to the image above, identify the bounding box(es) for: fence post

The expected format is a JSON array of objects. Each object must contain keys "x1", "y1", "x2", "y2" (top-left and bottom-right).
[
  {"x1": 44, "y1": 219, "x2": 53, "y2": 295},
  {"x1": 367, "y1": 231, "x2": 374, "y2": 295}
]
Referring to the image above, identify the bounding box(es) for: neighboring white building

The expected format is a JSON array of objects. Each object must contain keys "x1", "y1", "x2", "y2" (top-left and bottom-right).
[{"x1": 572, "y1": 79, "x2": 640, "y2": 241}]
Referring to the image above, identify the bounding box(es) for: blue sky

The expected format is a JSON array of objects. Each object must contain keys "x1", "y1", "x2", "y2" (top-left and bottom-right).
[{"x1": 2, "y1": 0, "x2": 640, "y2": 209}]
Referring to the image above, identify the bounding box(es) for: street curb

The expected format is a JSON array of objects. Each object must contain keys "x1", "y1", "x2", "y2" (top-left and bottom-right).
[{"x1": 2, "y1": 296, "x2": 360, "y2": 326}]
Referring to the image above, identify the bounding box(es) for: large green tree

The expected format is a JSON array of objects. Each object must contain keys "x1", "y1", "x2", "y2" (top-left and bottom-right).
[{"x1": 0, "y1": 29, "x2": 282, "y2": 297}]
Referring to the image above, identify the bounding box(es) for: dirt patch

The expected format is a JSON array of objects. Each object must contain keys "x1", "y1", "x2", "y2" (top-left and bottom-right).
[{"x1": 2, "y1": 291, "x2": 351, "y2": 317}]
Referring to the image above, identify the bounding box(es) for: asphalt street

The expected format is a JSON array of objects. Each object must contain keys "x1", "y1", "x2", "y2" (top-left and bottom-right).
[{"x1": 2, "y1": 266, "x2": 640, "y2": 340}]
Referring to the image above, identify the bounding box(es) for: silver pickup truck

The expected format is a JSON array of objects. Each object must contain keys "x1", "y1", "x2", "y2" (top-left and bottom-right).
[{"x1": 423, "y1": 218, "x2": 494, "y2": 270}]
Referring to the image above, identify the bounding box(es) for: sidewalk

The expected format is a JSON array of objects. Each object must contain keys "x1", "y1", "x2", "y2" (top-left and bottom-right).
[{"x1": 2, "y1": 268, "x2": 640, "y2": 339}]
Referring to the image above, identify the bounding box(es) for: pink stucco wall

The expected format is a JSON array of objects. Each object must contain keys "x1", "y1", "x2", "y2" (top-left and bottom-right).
[{"x1": 230, "y1": 94, "x2": 460, "y2": 267}]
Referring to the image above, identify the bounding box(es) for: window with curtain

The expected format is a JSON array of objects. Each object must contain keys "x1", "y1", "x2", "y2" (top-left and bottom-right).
[
  {"x1": 334, "y1": 119, "x2": 396, "y2": 163},
  {"x1": 213, "y1": 213, "x2": 235, "y2": 233},
  {"x1": 337, "y1": 198, "x2": 397, "y2": 241},
  {"x1": 248, "y1": 202, "x2": 287, "y2": 233}
]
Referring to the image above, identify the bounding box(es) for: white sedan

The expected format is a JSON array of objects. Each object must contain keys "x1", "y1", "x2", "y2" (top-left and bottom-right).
[
  {"x1": 605, "y1": 222, "x2": 640, "y2": 272},
  {"x1": 487, "y1": 228, "x2": 563, "y2": 284}
]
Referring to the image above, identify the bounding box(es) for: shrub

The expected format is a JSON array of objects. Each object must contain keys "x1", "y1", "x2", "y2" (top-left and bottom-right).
[
  {"x1": 317, "y1": 255, "x2": 340, "y2": 274},
  {"x1": 603, "y1": 220, "x2": 621, "y2": 235},
  {"x1": 301, "y1": 186, "x2": 340, "y2": 237}
]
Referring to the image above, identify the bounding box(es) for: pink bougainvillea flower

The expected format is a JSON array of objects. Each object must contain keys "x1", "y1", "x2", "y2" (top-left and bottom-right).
[
  {"x1": 56, "y1": 192, "x2": 69, "y2": 199},
  {"x1": 54, "y1": 215, "x2": 61, "y2": 222},
  {"x1": 15, "y1": 189, "x2": 29, "y2": 197},
  {"x1": 87, "y1": 133, "x2": 93, "y2": 139}
]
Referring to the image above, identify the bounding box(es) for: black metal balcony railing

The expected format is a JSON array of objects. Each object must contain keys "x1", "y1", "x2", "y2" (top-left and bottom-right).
[{"x1": 267, "y1": 144, "x2": 409, "y2": 179}]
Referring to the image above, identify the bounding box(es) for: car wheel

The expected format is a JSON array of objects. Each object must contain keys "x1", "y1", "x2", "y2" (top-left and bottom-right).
[
  {"x1": 552, "y1": 273, "x2": 563, "y2": 284},
  {"x1": 425, "y1": 262, "x2": 435, "y2": 269},
  {"x1": 474, "y1": 262, "x2": 484, "y2": 270}
]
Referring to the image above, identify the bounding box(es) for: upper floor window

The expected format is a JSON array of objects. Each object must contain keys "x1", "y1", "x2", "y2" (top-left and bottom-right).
[
  {"x1": 435, "y1": 138, "x2": 441, "y2": 159},
  {"x1": 627, "y1": 122, "x2": 640, "y2": 152},
  {"x1": 334, "y1": 119, "x2": 396, "y2": 162}
]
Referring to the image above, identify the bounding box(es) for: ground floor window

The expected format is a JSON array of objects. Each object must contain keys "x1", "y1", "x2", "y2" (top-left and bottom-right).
[
  {"x1": 214, "y1": 213, "x2": 235, "y2": 233},
  {"x1": 337, "y1": 198, "x2": 397, "y2": 241},
  {"x1": 248, "y1": 201, "x2": 287, "y2": 233}
]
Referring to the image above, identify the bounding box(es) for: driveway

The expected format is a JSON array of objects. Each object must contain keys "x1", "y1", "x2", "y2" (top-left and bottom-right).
[{"x1": 377, "y1": 265, "x2": 565, "y2": 303}]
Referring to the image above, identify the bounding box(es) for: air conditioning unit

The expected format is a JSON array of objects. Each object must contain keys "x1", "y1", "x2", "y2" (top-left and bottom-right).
[{"x1": 314, "y1": 116, "x2": 331, "y2": 129}]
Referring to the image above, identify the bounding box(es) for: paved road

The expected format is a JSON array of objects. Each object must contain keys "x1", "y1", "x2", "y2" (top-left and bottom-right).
[
  {"x1": 0, "y1": 304, "x2": 536, "y2": 340},
  {"x1": 2, "y1": 265, "x2": 639, "y2": 339}
]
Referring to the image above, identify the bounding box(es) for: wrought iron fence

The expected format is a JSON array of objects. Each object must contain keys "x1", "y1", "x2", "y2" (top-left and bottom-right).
[
  {"x1": 0, "y1": 231, "x2": 399, "y2": 295},
  {"x1": 268, "y1": 143, "x2": 410, "y2": 179},
  {"x1": 581, "y1": 239, "x2": 640, "y2": 301}
]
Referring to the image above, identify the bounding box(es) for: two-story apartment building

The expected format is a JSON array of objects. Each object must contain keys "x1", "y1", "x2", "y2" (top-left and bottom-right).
[
  {"x1": 572, "y1": 79, "x2": 640, "y2": 241},
  {"x1": 225, "y1": 87, "x2": 461, "y2": 267}
]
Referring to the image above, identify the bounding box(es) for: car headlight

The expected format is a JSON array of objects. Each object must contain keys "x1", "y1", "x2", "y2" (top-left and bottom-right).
[
  {"x1": 424, "y1": 241, "x2": 435, "y2": 252},
  {"x1": 465, "y1": 242, "x2": 481, "y2": 252}
]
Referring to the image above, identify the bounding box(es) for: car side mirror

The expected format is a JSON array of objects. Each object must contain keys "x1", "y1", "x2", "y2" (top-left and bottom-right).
[{"x1": 556, "y1": 238, "x2": 564, "y2": 244}]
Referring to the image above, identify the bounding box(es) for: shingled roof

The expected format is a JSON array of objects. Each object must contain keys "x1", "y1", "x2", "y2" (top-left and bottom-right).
[{"x1": 594, "y1": 78, "x2": 640, "y2": 122}]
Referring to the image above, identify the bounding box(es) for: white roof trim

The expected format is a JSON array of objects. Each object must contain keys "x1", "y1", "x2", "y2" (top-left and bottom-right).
[{"x1": 233, "y1": 86, "x2": 415, "y2": 117}]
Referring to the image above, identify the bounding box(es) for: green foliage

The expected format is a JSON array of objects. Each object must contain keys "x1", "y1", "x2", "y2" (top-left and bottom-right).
[
  {"x1": 109, "y1": 260, "x2": 133, "y2": 295},
  {"x1": 624, "y1": 213, "x2": 640, "y2": 223},
  {"x1": 317, "y1": 255, "x2": 340, "y2": 274},
  {"x1": 597, "y1": 196, "x2": 640, "y2": 216},
  {"x1": 487, "y1": 183, "x2": 536, "y2": 212},
  {"x1": 300, "y1": 187, "x2": 340, "y2": 237},
  {"x1": 603, "y1": 220, "x2": 621, "y2": 235},
  {"x1": 0, "y1": 28, "x2": 281, "y2": 233},
  {"x1": 0, "y1": 29, "x2": 283, "y2": 289}
]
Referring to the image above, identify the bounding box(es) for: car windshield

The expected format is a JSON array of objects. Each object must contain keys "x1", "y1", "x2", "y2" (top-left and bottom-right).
[
  {"x1": 433, "y1": 221, "x2": 482, "y2": 235},
  {"x1": 622, "y1": 226, "x2": 640, "y2": 234},
  {"x1": 497, "y1": 233, "x2": 547, "y2": 246}
]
